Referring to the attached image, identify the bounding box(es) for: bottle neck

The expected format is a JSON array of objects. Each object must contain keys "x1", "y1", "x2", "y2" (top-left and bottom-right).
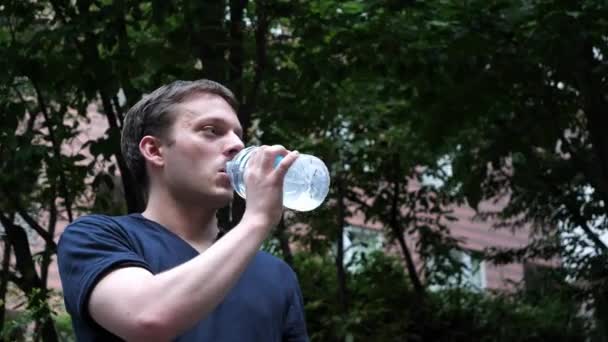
[
  {"x1": 225, "y1": 146, "x2": 259, "y2": 198},
  {"x1": 232, "y1": 146, "x2": 258, "y2": 169}
]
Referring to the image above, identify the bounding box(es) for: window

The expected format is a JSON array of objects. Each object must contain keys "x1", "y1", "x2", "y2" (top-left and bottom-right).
[
  {"x1": 428, "y1": 249, "x2": 486, "y2": 292},
  {"x1": 342, "y1": 225, "x2": 383, "y2": 271}
]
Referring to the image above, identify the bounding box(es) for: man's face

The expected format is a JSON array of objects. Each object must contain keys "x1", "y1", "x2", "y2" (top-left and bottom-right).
[{"x1": 159, "y1": 94, "x2": 244, "y2": 208}]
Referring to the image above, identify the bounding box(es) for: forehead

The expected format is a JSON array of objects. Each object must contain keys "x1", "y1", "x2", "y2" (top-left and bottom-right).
[{"x1": 174, "y1": 93, "x2": 241, "y2": 129}]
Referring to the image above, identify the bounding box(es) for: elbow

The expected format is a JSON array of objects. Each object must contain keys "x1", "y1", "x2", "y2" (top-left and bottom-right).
[{"x1": 126, "y1": 313, "x2": 175, "y2": 342}]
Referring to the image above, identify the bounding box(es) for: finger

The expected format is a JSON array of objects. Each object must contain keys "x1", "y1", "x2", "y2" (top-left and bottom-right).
[
  {"x1": 273, "y1": 150, "x2": 299, "y2": 178},
  {"x1": 247, "y1": 145, "x2": 268, "y2": 168},
  {"x1": 262, "y1": 144, "x2": 288, "y2": 170}
]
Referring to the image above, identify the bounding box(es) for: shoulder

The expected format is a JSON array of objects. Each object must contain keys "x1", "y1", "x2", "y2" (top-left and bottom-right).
[
  {"x1": 58, "y1": 214, "x2": 137, "y2": 250},
  {"x1": 64, "y1": 213, "x2": 124, "y2": 230},
  {"x1": 62, "y1": 213, "x2": 145, "y2": 234},
  {"x1": 61, "y1": 214, "x2": 117, "y2": 237}
]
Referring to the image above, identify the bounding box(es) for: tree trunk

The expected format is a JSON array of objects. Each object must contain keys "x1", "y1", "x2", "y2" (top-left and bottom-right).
[
  {"x1": 0, "y1": 238, "x2": 11, "y2": 342},
  {"x1": 50, "y1": 0, "x2": 145, "y2": 214},
  {"x1": 190, "y1": 0, "x2": 227, "y2": 82},
  {"x1": 275, "y1": 215, "x2": 294, "y2": 267},
  {"x1": 99, "y1": 91, "x2": 145, "y2": 213},
  {"x1": 31, "y1": 80, "x2": 74, "y2": 223},
  {"x1": 390, "y1": 178, "x2": 425, "y2": 293},
  {"x1": 580, "y1": 42, "x2": 608, "y2": 215},
  {"x1": 335, "y1": 176, "x2": 349, "y2": 314},
  {"x1": 113, "y1": 0, "x2": 142, "y2": 108},
  {"x1": 387, "y1": 155, "x2": 425, "y2": 293},
  {"x1": 0, "y1": 215, "x2": 58, "y2": 342},
  {"x1": 224, "y1": 0, "x2": 270, "y2": 228},
  {"x1": 40, "y1": 186, "x2": 58, "y2": 288},
  {"x1": 229, "y1": 0, "x2": 247, "y2": 103}
]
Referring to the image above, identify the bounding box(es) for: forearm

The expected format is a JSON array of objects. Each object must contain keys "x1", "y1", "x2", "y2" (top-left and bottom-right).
[
  {"x1": 90, "y1": 216, "x2": 269, "y2": 341},
  {"x1": 148, "y1": 218, "x2": 267, "y2": 333}
]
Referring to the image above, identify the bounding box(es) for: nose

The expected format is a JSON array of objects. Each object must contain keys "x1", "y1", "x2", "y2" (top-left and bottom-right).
[{"x1": 224, "y1": 132, "x2": 245, "y2": 159}]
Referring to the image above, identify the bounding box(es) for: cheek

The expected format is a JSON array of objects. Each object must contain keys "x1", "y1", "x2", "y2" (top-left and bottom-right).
[
  {"x1": 164, "y1": 153, "x2": 197, "y2": 178},
  {"x1": 168, "y1": 141, "x2": 202, "y2": 164}
]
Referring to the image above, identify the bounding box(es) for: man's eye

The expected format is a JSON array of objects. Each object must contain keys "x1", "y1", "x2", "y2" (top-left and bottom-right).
[{"x1": 201, "y1": 126, "x2": 217, "y2": 134}]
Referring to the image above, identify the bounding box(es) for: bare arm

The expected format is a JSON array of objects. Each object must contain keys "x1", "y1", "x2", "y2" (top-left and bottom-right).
[{"x1": 88, "y1": 146, "x2": 299, "y2": 341}]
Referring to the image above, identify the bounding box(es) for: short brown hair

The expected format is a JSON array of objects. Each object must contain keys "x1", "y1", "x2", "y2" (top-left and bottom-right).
[{"x1": 120, "y1": 79, "x2": 238, "y2": 196}]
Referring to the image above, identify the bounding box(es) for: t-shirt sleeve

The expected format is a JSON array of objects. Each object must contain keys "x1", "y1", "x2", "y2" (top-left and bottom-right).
[
  {"x1": 57, "y1": 215, "x2": 151, "y2": 322},
  {"x1": 282, "y1": 271, "x2": 309, "y2": 342}
]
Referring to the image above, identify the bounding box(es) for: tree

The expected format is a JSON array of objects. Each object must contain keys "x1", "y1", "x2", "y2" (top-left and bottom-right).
[
  {"x1": 252, "y1": 2, "x2": 475, "y2": 334},
  {"x1": 0, "y1": 0, "x2": 289, "y2": 339},
  {"x1": 0, "y1": 2, "x2": 90, "y2": 339},
  {"x1": 397, "y1": 0, "x2": 608, "y2": 336},
  {"x1": 2, "y1": 0, "x2": 604, "y2": 340}
]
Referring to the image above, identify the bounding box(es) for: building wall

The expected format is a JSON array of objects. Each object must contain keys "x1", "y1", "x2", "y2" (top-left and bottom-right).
[{"x1": 345, "y1": 196, "x2": 532, "y2": 291}]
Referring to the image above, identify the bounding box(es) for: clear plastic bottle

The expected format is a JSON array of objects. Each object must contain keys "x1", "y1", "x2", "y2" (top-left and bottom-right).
[{"x1": 226, "y1": 146, "x2": 330, "y2": 211}]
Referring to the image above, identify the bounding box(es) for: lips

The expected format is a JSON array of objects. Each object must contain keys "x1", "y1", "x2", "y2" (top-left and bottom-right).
[
  {"x1": 219, "y1": 160, "x2": 231, "y2": 173},
  {"x1": 217, "y1": 167, "x2": 231, "y2": 187}
]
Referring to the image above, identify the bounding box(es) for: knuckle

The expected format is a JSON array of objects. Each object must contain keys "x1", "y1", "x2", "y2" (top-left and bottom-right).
[
  {"x1": 258, "y1": 145, "x2": 269, "y2": 153},
  {"x1": 268, "y1": 144, "x2": 286, "y2": 153}
]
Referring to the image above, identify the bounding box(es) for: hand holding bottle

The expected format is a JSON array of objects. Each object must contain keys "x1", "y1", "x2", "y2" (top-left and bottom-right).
[
  {"x1": 226, "y1": 145, "x2": 330, "y2": 212},
  {"x1": 237, "y1": 145, "x2": 300, "y2": 230}
]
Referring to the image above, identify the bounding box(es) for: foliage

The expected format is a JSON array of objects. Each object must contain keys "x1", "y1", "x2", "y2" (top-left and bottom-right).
[
  {"x1": 53, "y1": 312, "x2": 75, "y2": 342},
  {"x1": 392, "y1": 0, "x2": 608, "y2": 333},
  {"x1": 1, "y1": 288, "x2": 73, "y2": 342},
  {"x1": 296, "y1": 251, "x2": 588, "y2": 341},
  {"x1": 2, "y1": 0, "x2": 608, "y2": 340}
]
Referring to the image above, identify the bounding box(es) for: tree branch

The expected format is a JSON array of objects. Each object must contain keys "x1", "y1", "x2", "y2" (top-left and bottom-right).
[
  {"x1": 389, "y1": 156, "x2": 424, "y2": 293},
  {"x1": 245, "y1": 0, "x2": 269, "y2": 117},
  {"x1": 273, "y1": 214, "x2": 294, "y2": 267},
  {"x1": 14, "y1": 203, "x2": 57, "y2": 252},
  {"x1": 41, "y1": 183, "x2": 59, "y2": 286},
  {"x1": 48, "y1": 0, "x2": 144, "y2": 213},
  {"x1": 229, "y1": 0, "x2": 247, "y2": 103},
  {"x1": 30, "y1": 79, "x2": 74, "y2": 223},
  {"x1": 0, "y1": 212, "x2": 42, "y2": 293},
  {"x1": 335, "y1": 175, "x2": 349, "y2": 313},
  {"x1": 0, "y1": 237, "x2": 12, "y2": 334},
  {"x1": 566, "y1": 201, "x2": 608, "y2": 253}
]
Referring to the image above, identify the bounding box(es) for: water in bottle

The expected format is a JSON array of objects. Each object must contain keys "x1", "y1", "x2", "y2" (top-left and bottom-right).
[{"x1": 225, "y1": 146, "x2": 330, "y2": 211}]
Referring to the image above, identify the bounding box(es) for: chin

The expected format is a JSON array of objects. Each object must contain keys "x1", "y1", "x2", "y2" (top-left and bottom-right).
[{"x1": 207, "y1": 191, "x2": 234, "y2": 209}]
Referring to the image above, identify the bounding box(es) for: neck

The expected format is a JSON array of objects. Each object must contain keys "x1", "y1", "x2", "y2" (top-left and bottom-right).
[{"x1": 142, "y1": 186, "x2": 220, "y2": 251}]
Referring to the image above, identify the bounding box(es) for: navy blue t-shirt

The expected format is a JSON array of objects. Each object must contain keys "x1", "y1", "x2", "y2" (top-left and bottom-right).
[{"x1": 57, "y1": 214, "x2": 308, "y2": 341}]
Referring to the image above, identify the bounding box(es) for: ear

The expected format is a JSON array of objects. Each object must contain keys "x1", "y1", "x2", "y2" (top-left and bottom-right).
[{"x1": 139, "y1": 135, "x2": 165, "y2": 168}]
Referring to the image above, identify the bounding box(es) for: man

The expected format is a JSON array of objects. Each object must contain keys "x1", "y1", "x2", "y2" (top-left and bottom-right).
[{"x1": 58, "y1": 79, "x2": 309, "y2": 341}]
